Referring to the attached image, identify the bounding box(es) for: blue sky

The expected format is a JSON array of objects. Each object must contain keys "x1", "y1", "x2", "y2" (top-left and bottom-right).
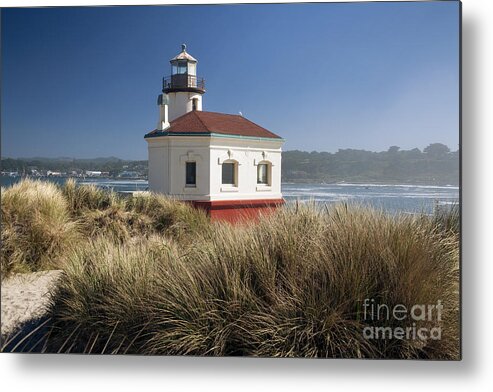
[{"x1": 1, "y1": 2, "x2": 459, "y2": 160}]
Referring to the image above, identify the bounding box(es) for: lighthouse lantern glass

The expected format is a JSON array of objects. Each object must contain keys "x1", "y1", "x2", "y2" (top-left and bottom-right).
[
  {"x1": 173, "y1": 61, "x2": 188, "y2": 75},
  {"x1": 188, "y1": 62, "x2": 196, "y2": 76}
]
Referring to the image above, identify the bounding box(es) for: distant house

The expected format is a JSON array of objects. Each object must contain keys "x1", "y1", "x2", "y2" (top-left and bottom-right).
[
  {"x1": 85, "y1": 170, "x2": 102, "y2": 177},
  {"x1": 144, "y1": 45, "x2": 284, "y2": 222}
]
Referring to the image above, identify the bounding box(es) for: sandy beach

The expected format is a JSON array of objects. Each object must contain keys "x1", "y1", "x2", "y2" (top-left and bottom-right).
[{"x1": 1, "y1": 270, "x2": 63, "y2": 340}]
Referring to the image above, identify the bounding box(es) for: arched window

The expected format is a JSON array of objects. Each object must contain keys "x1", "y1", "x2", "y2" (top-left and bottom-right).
[
  {"x1": 257, "y1": 161, "x2": 271, "y2": 186},
  {"x1": 222, "y1": 160, "x2": 238, "y2": 186}
]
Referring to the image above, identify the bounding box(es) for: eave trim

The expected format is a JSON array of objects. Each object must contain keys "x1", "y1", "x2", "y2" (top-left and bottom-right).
[{"x1": 144, "y1": 131, "x2": 285, "y2": 142}]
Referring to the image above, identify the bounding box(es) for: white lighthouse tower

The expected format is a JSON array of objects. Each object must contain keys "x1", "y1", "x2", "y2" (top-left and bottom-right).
[
  {"x1": 163, "y1": 44, "x2": 204, "y2": 122},
  {"x1": 146, "y1": 45, "x2": 285, "y2": 222}
]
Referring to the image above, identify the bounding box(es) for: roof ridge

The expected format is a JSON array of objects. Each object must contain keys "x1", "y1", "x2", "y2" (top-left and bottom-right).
[
  {"x1": 200, "y1": 110, "x2": 241, "y2": 117},
  {"x1": 238, "y1": 115, "x2": 277, "y2": 136},
  {"x1": 194, "y1": 111, "x2": 211, "y2": 132}
]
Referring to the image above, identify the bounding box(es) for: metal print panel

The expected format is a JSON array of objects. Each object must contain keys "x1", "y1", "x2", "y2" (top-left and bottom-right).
[{"x1": 0, "y1": 1, "x2": 461, "y2": 359}]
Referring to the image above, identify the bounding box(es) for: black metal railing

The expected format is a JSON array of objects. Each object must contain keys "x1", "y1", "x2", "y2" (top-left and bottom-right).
[{"x1": 162, "y1": 74, "x2": 205, "y2": 92}]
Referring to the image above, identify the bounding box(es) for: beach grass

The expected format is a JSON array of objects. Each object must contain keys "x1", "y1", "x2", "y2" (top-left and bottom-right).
[
  {"x1": 1, "y1": 180, "x2": 460, "y2": 358},
  {"x1": 61, "y1": 178, "x2": 209, "y2": 242},
  {"x1": 47, "y1": 204, "x2": 459, "y2": 358},
  {"x1": 1, "y1": 179, "x2": 209, "y2": 278},
  {"x1": 1, "y1": 179, "x2": 79, "y2": 277}
]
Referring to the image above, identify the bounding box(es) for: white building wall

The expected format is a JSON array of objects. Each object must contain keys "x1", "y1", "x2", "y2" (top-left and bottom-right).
[
  {"x1": 167, "y1": 92, "x2": 203, "y2": 121},
  {"x1": 208, "y1": 137, "x2": 283, "y2": 201},
  {"x1": 147, "y1": 139, "x2": 169, "y2": 194},
  {"x1": 147, "y1": 135, "x2": 283, "y2": 201},
  {"x1": 168, "y1": 140, "x2": 211, "y2": 199}
]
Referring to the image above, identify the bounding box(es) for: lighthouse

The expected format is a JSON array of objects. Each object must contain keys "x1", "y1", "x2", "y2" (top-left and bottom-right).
[{"x1": 145, "y1": 44, "x2": 284, "y2": 222}]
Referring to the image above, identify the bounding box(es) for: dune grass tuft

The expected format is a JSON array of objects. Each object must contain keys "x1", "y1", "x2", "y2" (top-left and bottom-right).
[
  {"x1": 61, "y1": 179, "x2": 209, "y2": 242},
  {"x1": 433, "y1": 202, "x2": 460, "y2": 238},
  {"x1": 127, "y1": 192, "x2": 211, "y2": 240},
  {"x1": 2, "y1": 179, "x2": 210, "y2": 276},
  {"x1": 1, "y1": 179, "x2": 79, "y2": 278},
  {"x1": 61, "y1": 179, "x2": 141, "y2": 241}
]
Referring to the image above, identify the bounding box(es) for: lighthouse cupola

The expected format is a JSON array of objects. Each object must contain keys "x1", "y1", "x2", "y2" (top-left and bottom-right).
[{"x1": 162, "y1": 44, "x2": 205, "y2": 121}]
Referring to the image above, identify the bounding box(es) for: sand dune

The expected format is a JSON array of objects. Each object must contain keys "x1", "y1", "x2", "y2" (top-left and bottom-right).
[{"x1": 1, "y1": 270, "x2": 62, "y2": 339}]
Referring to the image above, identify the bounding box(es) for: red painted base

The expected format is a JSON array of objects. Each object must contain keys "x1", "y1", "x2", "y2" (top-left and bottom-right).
[{"x1": 191, "y1": 199, "x2": 285, "y2": 223}]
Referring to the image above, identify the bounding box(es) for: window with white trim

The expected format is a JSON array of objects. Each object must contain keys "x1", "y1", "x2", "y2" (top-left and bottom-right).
[
  {"x1": 222, "y1": 162, "x2": 237, "y2": 186},
  {"x1": 257, "y1": 163, "x2": 269, "y2": 185}
]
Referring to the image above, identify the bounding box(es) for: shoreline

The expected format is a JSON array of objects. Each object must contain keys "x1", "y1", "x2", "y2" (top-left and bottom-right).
[{"x1": 1, "y1": 175, "x2": 459, "y2": 189}]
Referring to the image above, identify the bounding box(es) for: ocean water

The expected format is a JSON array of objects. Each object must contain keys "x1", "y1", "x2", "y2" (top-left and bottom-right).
[
  {"x1": 1, "y1": 176, "x2": 459, "y2": 214},
  {"x1": 282, "y1": 183, "x2": 459, "y2": 214}
]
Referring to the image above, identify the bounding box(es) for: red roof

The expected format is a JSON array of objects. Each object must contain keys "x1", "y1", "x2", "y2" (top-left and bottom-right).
[{"x1": 145, "y1": 111, "x2": 282, "y2": 140}]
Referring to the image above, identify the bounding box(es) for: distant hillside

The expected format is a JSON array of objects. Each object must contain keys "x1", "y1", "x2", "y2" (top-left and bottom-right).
[
  {"x1": 2, "y1": 143, "x2": 459, "y2": 185},
  {"x1": 282, "y1": 144, "x2": 459, "y2": 186},
  {"x1": 1, "y1": 157, "x2": 147, "y2": 177}
]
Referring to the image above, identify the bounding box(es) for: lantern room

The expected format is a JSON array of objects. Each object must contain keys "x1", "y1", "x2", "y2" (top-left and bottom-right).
[{"x1": 163, "y1": 44, "x2": 205, "y2": 94}]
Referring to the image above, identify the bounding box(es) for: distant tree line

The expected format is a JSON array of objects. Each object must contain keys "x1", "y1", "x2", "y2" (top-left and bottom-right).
[
  {"x1": 282, "y1": 143, "x2": 459, "y2": 185},
  {"x1": 0, "y1": 157, "x2": 147, "y2": 177},
  {"x1": 1, "y1": 143, "x2": 459, "y2": 185}
]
